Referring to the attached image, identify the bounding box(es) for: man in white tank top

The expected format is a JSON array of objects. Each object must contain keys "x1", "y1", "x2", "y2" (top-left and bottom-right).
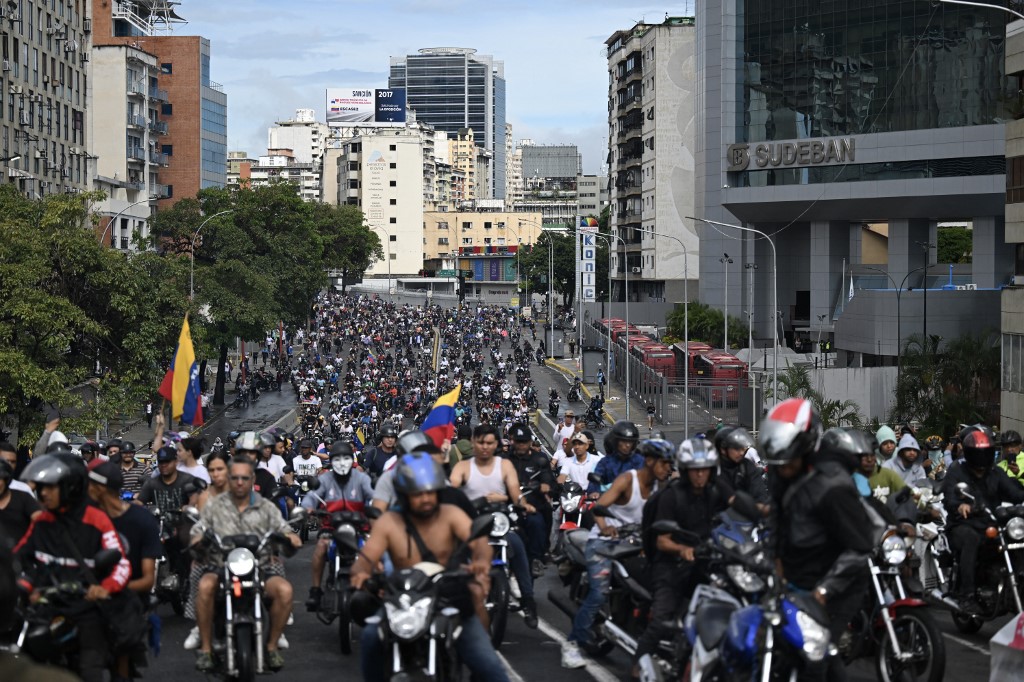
[
  {"x1": 561, "y1": 440, "x2": 674, "y2": 669},
  {"x1": 449, "y1": 424, "x2": 541, "y2": 629}
]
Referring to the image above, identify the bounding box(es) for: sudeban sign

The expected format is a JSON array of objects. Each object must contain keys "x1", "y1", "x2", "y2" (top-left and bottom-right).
[{"x1": 726, "y1": 138, "x2": 855, "y2": 172}]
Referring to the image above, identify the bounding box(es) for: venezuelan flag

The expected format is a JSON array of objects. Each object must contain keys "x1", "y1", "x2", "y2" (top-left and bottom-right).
[
  {"x1": 420, "y1": 385, "x2": 462, "y2": 449},
  {"x1": 157, "y1": 315, "x2": 204, "y2": 426},
  {"x1": 354, "y1": 428, "x2": 365, "y2": 450}
]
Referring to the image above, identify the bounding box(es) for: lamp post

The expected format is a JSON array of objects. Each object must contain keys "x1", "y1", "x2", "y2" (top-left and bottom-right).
[
  {"x1": 688, "y1": 216, "x2": 779, "y2": 406},
  {"x1": 592, "y1": 230, "x2": 630, "y2": 418},
  {"x1": 859, "y1": 264, "x2": 929, "y2": 378},
  {"x1": 589, "y1": 233, "x2": 614, "y2": 388},
  {"x1": 720, "y1": 253, "x2": 733, "y2": 349},
  {"x1": 99, "y1": 196, "x2": 155, "y2": 248},
  {"x1": 636, "y1": 226, "x2": 690, "y2": 434},
  {"x1": 916, "y1": 241, "x2": 936, "y2": 345},
  {"x1": 744, "y1": 262, "x2": 757, "y2": 429},
  {"x1": 189, "y1": 209, "x2": 234, "y2": 299}
]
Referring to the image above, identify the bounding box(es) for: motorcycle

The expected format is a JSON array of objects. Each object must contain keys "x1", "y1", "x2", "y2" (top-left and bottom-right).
[
  {"x1": 567, "y1": 378, "x2": 582, "y2": 403},
  {"x1": 189, "y1": 511, "x2": 300, "y2": 681},
  {"x1": 472, "y1": 498, "x2": 526, "y2": 649},
  {"x1": 840, "y1": 526, "x2": 946, "y2": 682},
  {"x1": 943, "y1": 481, "x2": 1024, "y2": 634},
  {"x1": 150, "y1": 506, "x2": 192, "y2": 616},
  {"x1": 583, "y1": 405, "x2": 604, "y2": 430},
  {"x1": 548, "y1": 392, "x2": 560, "y2": 420},
  {"x1": 356, "y1": 514, "x2": 496, "y2": 681}
]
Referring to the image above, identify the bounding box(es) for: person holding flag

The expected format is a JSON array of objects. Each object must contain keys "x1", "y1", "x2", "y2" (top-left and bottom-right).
[{"x1": 158, "y1": 315, "x2": 204, "y2": 428}]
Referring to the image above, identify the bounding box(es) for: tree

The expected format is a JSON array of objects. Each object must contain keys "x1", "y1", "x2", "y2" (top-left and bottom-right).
[
  {"x1": 518, "y1": 231, "x2": 576, "y2": 308},
  {"x1": 666, "y1": 301, "x2": 750, "y2": 349},
  {"x1": 312, "y1": 202, "x2": 383, "y2": 293},
  {"x1": 937, "y1": 226, "x2": 972, "y2": 264}
]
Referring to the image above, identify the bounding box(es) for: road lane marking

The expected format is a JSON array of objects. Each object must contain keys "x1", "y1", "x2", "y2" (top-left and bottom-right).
[
  {"x1": 943, "y1": 632, "x2": 990, "y2": 656},
  {"x1": 497, "y1": 651, "x2": 528, "y2": 682},
  {"x1": 536, "y1": 616, "x2": 625, "y2": 682}
]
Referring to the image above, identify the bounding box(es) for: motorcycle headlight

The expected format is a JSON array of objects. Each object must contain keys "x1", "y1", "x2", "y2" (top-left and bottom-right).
[
  {"x1": 385, "y1": 595, "x2": 434, "y2": 640},
  {"x1": 560, "y1": 495, "x2": 581, "y2": 514},
  {"x1": 1006, "y1": 516, "x2": 1024, "y2": 541},
  {"x1": 490, "y1": 512, "x2": 511, "y2": 537},
  {"x1": 226, "y1": 548, "x2": 256, "y2": 577},
  {"x1": 882, "y1": 534, "x2": 908, "y2": 566},
  {"x1": 725, "y1": 564, "x2": 765, "y2": 594},
  {"x1": 795, "y1": 609, "x2": 830, "y2": 662}
]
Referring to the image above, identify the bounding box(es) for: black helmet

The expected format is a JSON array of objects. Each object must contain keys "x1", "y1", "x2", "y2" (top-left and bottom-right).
[
  {"x1": 962, "y1": 425, "x2": 996, "y2": 471},
  {"x1": 759, "y1": 398, "x2": 822, "y2": 466},
  {"x1": 21, "y1": 454, "x2": 87, "y2": 508},
  {"x1": 396, "y1": 430, "x2": 441, "y2": 455},
  {"x1": 608, "y1": 420, "x2": 640, "y2": 457},
  {"x1": 379, "y1": 424, "x2": 399, "y2": 439},
  {"x1": 393, "y1": 453, "x2": 446, "y2": 496},
  {"x1": 329, "y1": 441, "x2": 354, "y2": 459},
  {"x1": 712, "y1": 426, "x2": 736, "y2": 453},
  {"x1": 1002, "y1": 430, "x2": 1023, "y2": 447},
  {"x1": 719, "y1": 427, "x2": 755, "y2": 453},
  {"x1": 819, "y1": 428, "x2": 877, "y2": 472},
  {"x1": 120, "y1": 440, "x2": 137, "y2": 454}
]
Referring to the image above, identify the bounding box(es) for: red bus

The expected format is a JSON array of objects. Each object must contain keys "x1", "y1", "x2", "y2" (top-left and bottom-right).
[
  {"x1": 693, "y1": 352, "x2": 747, "y2": 405},
  {"x1": 634, "y1": 342, "x2": 676, "y2": 379},
  {"x1": 610, "y1": 324, "x2": 641, "y2": 343},
  {"x1": 621, "y1": 334, "x2": 654, "y2": 351},
  {"x1": 671, "y1": 341, "x2": 713, "y2": 378}
]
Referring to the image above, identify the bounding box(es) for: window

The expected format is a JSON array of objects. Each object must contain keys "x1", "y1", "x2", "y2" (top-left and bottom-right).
[
  {"x1": 161, "y1": 103, "x2": 172, "y2": 116},
  {"x1": 437, "y1": 221, "x2": 449, "y2": 230},
  {"x1": 438, "y1": 237, "x2": 449, "y2": 245},
  {"x1": 390, "y1": 235, "x2": 397, "y2": 242},
  {"x1": 389, "y1": 144, "x2": 396, "y2": 151},
  {"x1": 462, "y1": 221, "x2": 472, "y2": 230},
  {"x1": 484, "y1": 221, "x2": 492, "y2": 230},
  {"x1": 389, "y1": 180, "x2": 396, "y2": 187},
  {"x1": 389, "y1": 217, "x2": 396, "y2": 223},
  {"x1": 1004, "y1": 333, "x2": 1024, "y2": 393},
  {"x1": 160, "y1": 63, "x2": 172, "y2": 74},
  {"x1": 161, "y1": 144, "x2": 173, "y2": 156},
  {"x1": 349, "y1": 161, "x2": 358, "y2": 171},
  {"x1": 484, "y1": 238, "x2": 492, "y2": 244},
  {"x1": 390, "y1": 253, "x2": 396, "y2": 260},
  {"x1": 165, "y1": 185, "x2": 174, "y2": 198},
  {"x1": 389, "y1": 162, "x2": 396, "y2": 169},
  {"x1": 389, "y1": 198, "x2": 396, "y2": 205},
  {"x1": 462, "y1": 237, "x2": 473, "y2": 245}
]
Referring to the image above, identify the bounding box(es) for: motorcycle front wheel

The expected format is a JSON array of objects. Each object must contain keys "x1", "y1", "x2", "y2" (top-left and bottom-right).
[
  {"x1": 234, "y1": 623, "x2": 256, "y2": 682},
  {"x1": 488, "y1": 567, "x2": 510, "y2": 649},
  {"x1": 338, "y1": 586, "x2": 354, "y2": 655},
  {"x1": 876, "y1": 607, "x2": 946, "y2": 682}
]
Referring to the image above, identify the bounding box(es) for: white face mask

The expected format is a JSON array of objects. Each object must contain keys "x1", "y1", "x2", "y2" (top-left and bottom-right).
[{"x1": 332, "y1": 456, "x2": 353, "y2": 476}]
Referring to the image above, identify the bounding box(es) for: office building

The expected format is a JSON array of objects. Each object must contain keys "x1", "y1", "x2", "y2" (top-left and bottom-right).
[
  {"x1": 696, "y1": 1, "x2": 1010, "y2": 360},
  {"x1": 513, "y1": 140, "x2": 581, "y2": 228},
  {"x1": 91, "y1": 0, "x2": 227, "y2": 206},
  {"x1": 606, "y1": 17, "x2": 699, "y2": 303},
  {"x1": 0, "y1": 1, "x2": 91, "y2": 198},
  {"x1": 577, "y1": 174, "x2": 608, "y2": 217},
  {"x1": 389, "y1": 47, "x2": 506, "y2": 199},
  {"x1": 1003, "y1": 19, "x2": 1024, "y2": 432}
]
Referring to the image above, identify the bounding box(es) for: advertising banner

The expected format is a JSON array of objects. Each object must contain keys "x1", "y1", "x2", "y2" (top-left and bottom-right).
[
  {"x1": 327, "y1": 88, "x2": 407, "y2": 126},
  {"x1": 579, "y1": 217, "x2": 597, "y2": 302}
]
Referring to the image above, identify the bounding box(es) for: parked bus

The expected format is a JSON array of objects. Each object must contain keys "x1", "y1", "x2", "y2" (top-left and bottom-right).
[
  {"x1": 671, "y1": 341, "x2": 714, "y2": 378},
  {"x1": 693, "y1": 352, "x2": 747, "y2": 406},
  {"x1": 633, "y1": 341, "x2": 676, "y2": 379}
]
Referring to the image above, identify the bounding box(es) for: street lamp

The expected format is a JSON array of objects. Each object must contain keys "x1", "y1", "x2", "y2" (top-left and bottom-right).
[
  {"x1": 858, "y1": 264, "x2": 929, "y2": 378},
  {"x1": 189, "y1": 209, "x2": 234, "y2": 299},
  {"x1": 592, "y1": 230, "x2": 630, "y2": 418},
  {"x1": 99, "y1": 196, "x2": 156, "y2": 248},
  {"x1": 745, "y1": 262, "x2": 757, "y2": 431},
  {"x1": 688, "y1": 216, "x2": 779, "y2": 406},
  {"x1": 636, "y1": 226, "x2": 690, "y2": 435},
  {"x1": 938, "y1": 0, "x2": 1024, "y2": 21},
  {"x1": 720, "y1": 253, "x2": 733, "y2": 349}
]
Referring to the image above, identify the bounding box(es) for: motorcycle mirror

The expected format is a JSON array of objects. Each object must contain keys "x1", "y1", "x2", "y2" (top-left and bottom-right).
[
  {"x1": 365, "y1": 506, "x2": 383, "y2": 520},
  {"x1": 587, "y1": 472, "x2": 603, "y2": 485},
  {"x1": 183, "y1": 505, "x2": 201, "y2": 524},
  {"x1": 290, "y1": 507, "x2": 308, "y2": 523},
  {"x1": 93, "y1": 548, "x2": 122, "y2": 579},
  {"x1": 469, "y1": 514, "x2": 496, "y2": 540},
  {"x1": 955, "y1": 482, "x2": 974, "y2": 500},
  {"x1": 730, "y1": 490, "x2": 761, "y2": 522}
]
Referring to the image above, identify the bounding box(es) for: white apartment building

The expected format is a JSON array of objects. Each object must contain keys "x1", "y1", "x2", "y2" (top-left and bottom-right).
[
  {"x1": 248, "y1": 148, "x2": 320, "y2": 202},
  {"x1": 267, "y1": 109, "x2": 330, "y2": 167},
  {"x1": 89, "y1": 44, "x2": 167, "y2": 251},
  {"x1": 577, "y1": 174, "x2": 608, "y2": 217},
  {"x1": 606, "y1": 17, "x2": 699, "y2": 302}
]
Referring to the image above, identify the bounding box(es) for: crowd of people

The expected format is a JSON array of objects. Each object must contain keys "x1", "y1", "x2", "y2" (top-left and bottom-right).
[{"x1": 3, "y1": 291, "x2": 1022, "y2": 682}]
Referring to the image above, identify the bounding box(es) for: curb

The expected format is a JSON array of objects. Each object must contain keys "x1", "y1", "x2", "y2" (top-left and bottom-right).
[{"x1": 543, "y1": 359, "x2": 615, "y2": 424}]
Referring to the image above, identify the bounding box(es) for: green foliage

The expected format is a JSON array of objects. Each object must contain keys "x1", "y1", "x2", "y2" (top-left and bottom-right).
[
  {"x1": 519, "y1": 231, "x2": 577, "y2": 306},
  {"x1": 936, "y1": 226, "x2": 972, "y2": 264},
  {"x1": 892, "y1": 331, "x2": 999, "y2": 435},
  {"x1": 666, "y1": 301, "x2": 750, "y2": 349}
]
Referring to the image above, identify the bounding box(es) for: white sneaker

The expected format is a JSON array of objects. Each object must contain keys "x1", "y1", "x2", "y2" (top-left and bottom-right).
[
  {"x1": 510, "y1": 575, "x2": 522, "y2": 600},
  {"x1": 287, "y1": 612, "x2": 294, "y2": 626},
  {"x1": 277, "y1": 633, "x2": 289, "y2": 650},
  {"x1": 183, "y1": 626, "x2": 200, "y2": 650},
  {"x1": 561, "y1": 641, "x2": 586, "y2": 669}
]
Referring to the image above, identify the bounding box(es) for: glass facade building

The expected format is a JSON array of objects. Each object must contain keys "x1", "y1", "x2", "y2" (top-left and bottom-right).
[{"x1": 389, "y1": 48, "x2": 506, "y2": 199}]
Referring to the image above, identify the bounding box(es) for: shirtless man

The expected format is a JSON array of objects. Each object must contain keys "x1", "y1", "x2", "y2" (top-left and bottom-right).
[{"x1": 352, "y1": 453, "x2": 508, "y2": 682}]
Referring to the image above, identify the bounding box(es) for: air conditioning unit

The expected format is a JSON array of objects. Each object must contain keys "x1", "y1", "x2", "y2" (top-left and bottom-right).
[
  {"x1": 19, "y1": 111, "x2": 30, "y2": 125},
  {"x1": 42, "y1": 75, "x2": 49, "y2": 85},
  {"x1": 1, "y1": 60, "x2": 9, "y2": 72},
  {"x1": 9, "y1": 85, "x2": 23, "y2": 95},
  {"x1": 32, "y1": 94, "x2": 42, "y2": 103},
  {"x1": 8, "y1": 11, "x2": 19, "y2": 22},
  {"x1": 630, "y1": 267, "x2": 642, "y2": 274},
  {"x1": 81, "y1": 52, "x2": 89, "y2": 63},
  {"x1": 46, "y1": 27, "x2": 58, "y2": 35},
  {"x1": 69, "y1": 146, "x2": 81, "y2": 156},
  {"x1": 34, "y1": 149, "x2": 46, "y2": 159},
  {"x1": 83, "y1": 18, "x2": 91, "y2": 33},
  {"x1": 61, "y1": 168, "x2": 69, "y2": 178}
]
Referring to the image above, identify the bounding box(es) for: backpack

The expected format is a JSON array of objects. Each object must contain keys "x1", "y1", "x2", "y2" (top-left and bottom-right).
[{"x1": 641, "y1": 478, "x2": 679, "y2": 562}]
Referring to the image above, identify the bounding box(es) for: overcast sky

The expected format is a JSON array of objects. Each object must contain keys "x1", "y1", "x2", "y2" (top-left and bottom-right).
[{"x1": 182, "y1": 0, "x2": 694, "y2": 174}]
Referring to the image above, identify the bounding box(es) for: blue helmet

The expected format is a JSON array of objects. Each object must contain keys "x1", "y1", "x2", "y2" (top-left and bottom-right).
[
  {"x1": 637, "y1": 438, "x2": 675, "y2": 461},
  {"x1": 393, "y1": 453, "x2": 446, "y2": 496}
]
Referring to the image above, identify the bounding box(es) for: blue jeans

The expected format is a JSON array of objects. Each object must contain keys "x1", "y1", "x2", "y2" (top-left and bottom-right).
[
  {"x1": 360, "y1": 612, "x2": 508, "y2": 682},
  {"x1": 569, "y1": 537, "x2": 612, "y2": 644},
  {"x1": 520, "y1": 511, "x2": 549, "y2": 565},
  {"x1": 504, "y1": 530, "x2": 533, "y2": 599}
]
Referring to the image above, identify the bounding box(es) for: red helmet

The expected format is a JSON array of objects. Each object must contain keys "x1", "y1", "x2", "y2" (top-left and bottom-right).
[
  {"x1": 961, "y1": 424, "x2": 996, "y2": 471},
  {"x1": 758, "y1": 398, "x2": 822, "y2": 466}
]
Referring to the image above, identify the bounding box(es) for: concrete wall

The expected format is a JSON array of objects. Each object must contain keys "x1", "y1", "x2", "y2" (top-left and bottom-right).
[{"x1": 806, "y1": 366, "x2": 898, "y2": 422}]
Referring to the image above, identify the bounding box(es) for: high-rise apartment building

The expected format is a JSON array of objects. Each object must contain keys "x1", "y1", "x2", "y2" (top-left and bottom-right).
[
  {"x1": 90, "y1": 0, "x2": 226, "y2": 207},
  {"x1": 515, "y1": 140, "x2": 581, "y2": 228},
  {"x1": 576, "y1": 174, "x2": 608, "y2": 217},
  {"x1": 0, "y1": 1, "x2": 91, "y2": 198},
  {"x1": 606, "y1": 17, "x2": 699, "y2": 302},
  {"x1": 389, "y1": 47, "x2": 506, "y2": 199},
  {"x1": 267, "y1": 109, "x2": 329, "y2": 167}
]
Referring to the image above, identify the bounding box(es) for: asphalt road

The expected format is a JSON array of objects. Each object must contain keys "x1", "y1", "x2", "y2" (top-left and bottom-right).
[{"x1": 135, "y1": 344, "x2": 1003, "y2": 681}]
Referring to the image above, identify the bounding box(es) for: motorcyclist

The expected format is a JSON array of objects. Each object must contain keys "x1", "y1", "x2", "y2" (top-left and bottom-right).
[
  {"x1": 507, "y1": 423, "x2": 554, "y2": 577},
  {"x1": 14, "y1": 454, "x2": 132, "y2": 682},
  {"x1": 881, "y1": 433, "x2": 927, "y2": 484},
  {"x1": 352, "y1": 453, "x2": 509, "y2": 682},
  {"x1": 359, "y1": 423, "x2": 399, "y2": 478},
  {"x1": 996, "y1": 429, "x2": 1024, "y2": 485},
  {"x1": 714, "y1": 426, "x2": 769, "y2": 507},
  {"x1": 190, "y1": 456, "x2": 301, "y2": 672},
  {"x1": 761, "y1": 398, "x2": 875, "y2": 682},
  {"x1": 634, "y1": 438, "x2": 731, "y2": 667},
  {"x1": 303, "y1": 441, "x2": 374, "y2": 612},
  {"x1": 942, "y1": 425, "x2": 1024, "y2": 614},
  {"x1": 561, "y1": 433, "x2": 672, "y2": 669},
  {"x1": 586, "y1": 420, "x2": 642, "y2": 495},
  {"x1": 234, "y1": 431, "x2": 278, "y2": 498}
]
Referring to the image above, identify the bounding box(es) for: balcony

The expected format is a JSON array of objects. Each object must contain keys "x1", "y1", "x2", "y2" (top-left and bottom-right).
[
  {"x1": 127, "y1": 146, "x2": 146, "y2": 162},
  {"x1": 152, "y1": 183, "x2": 171, "y2": 198},
  {"x1": 617, "y1": 94, "x2": 642, "y2": 113},
  {"x1": 149, "y1": 120, "x2": 168, "y2": 135},
  {"x1": 127, "y1": 80, "x2": 146, "y2": 98},
  {"x1": 149, "y1": 151, "x2": 169, "y2": 166},
  {"x1": 126, "y1": 113, "x2": 146, "y2": 129},
  {"x1": 149, "y1": 87, "x2": 168, "y2": 102}
]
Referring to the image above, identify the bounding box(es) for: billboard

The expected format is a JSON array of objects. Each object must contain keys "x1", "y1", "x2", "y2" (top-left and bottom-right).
[{"x1": 326, "y1": 88, "x2": 406, "y2": 126}]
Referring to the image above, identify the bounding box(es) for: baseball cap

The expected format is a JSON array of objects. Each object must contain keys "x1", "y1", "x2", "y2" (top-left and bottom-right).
[
  {"x1": 87, "y1": 460, "x2": 124, "y2": 491},
  {"x1": 156, "y1": 445, "x2": 178, "y2": 463},
  {"x1": 509, "y1": 423, "x2": 532, "y2": 442},
  {"x1": 299, "y1": 438, "x2": 314, "y2": 449},
  {"x1": 571, "y1": 433, "x2": 592, "y2": 445},
  {"x1": 564, "y1": 410, "x2": 575, "y2": 418}
]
